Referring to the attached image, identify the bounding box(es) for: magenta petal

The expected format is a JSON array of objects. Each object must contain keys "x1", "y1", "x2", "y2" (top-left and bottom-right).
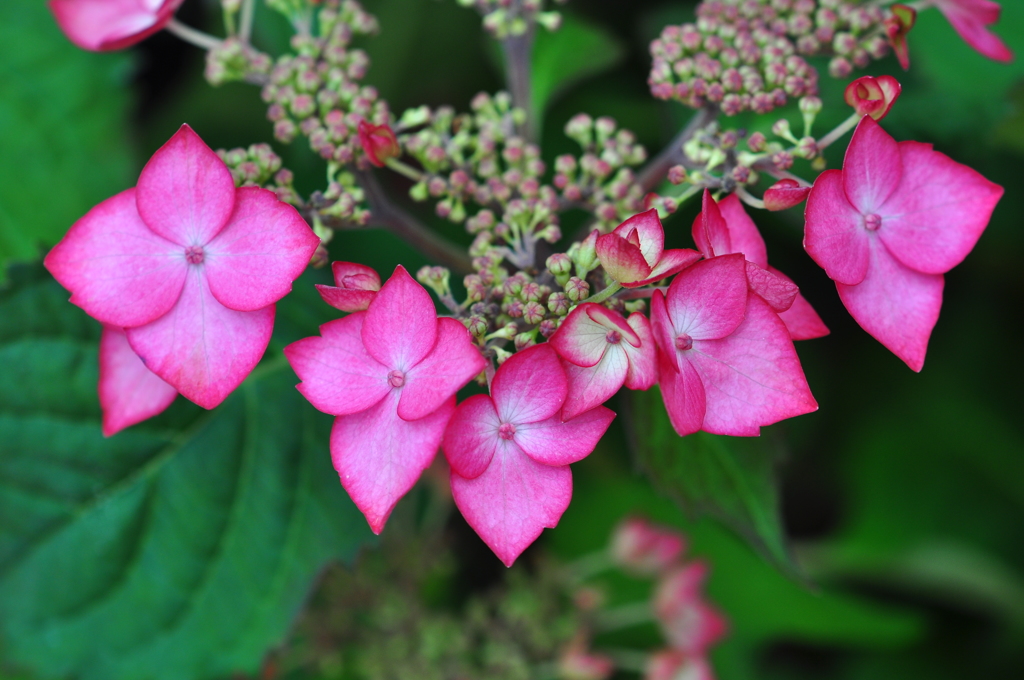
[
  {"x1": 639, "y1": 248, "x2": 704, "y2": 285},
  {"x1": 837, "y1": 238, "x2": 944, "y2": 372},
  {"x1": 400, "y1": 318, "x2": 486, "y2": 421},
  {"x1": 664, "y1": 255, "x2": 748, "y2": 341},
  {"x1": 491, "y1": 344, "x2": 568, "y2": 424},
  {"x1": 362, "y1": 265, "x2": 438, "y2": 370},
  {"x1": 768, "y1": 267, "x2": 829, "y2": 340},
  {"x1": 650, "y1": 290, "x2": 679, "y2": 372},
  {"x1": 745, "y1": 261, "x2": 798, "y2": 312},
  {"x1": 450, "y1": 444, "x2": 572, "y2": 567},
  {"x1": 693, "y1": 190, "x2": 731, "y2": 259},
  {"x1": 125, "y1": 269, "x2": 273, "y2": 409},
  {"x1": 442, "y1": 394, "x2": 501, "y2": 479},
  {"x1": 804, "y1": 169, "x2": 870, "y2": 286},
  {"x1": 283, "y1": 313, "x2": 390, "y2": 416},
  {"x1": 315, "y1": 285, "x2": 377, "y2": 312},
  {"x1": 204, "y1": 187, "x2": 320, "y2": 312},
  {"x1": 842, "y1": 117, "x2": 903, "y2": 214},
  {"x1": 878, "y1": 141, "x2": 1003, "y2": 275},
  {"x1": 596, "y1": 233, "x2": 652, "y2": 286},
  {"x1": 44, "y1": 189, "x2": 187, "y2": 328},
  {"x1": 551, "y1": 303, "x2": 638, "y2": 368},
  {"x1": 331, "y1": 392, "x2": 453, "y2": 534},
  {"x1": 623, "y1": 312, "x2": 658, "y2": 391},
  {"x1": 515, "y1": 406, "x2": 615, "y2": 466},
  {"x1": 690, "y1": 295, "x2": 817, "y2": 436},
  {"x1": 718, "y1": 194, "x2": 769, "y2": 267},
  {"x1": 939, "y1": 1, "x2": 1013, "y2": 62},
  {"x1": 49, "y1": 0, "x2": 183, "y2": 51},
  {"x1": 560, "y1": 352, "x2": 628, "y2": 420},
  {"x1": 612, "y1": 209, "x2": 665, "y2": 265},
  {"x1": 658, "y1": 353, "x2": 706, "y2": 437},
  {"x1": 99, "y1": 325, "x2": 177, "y2": 437},
  {"x1": 763, "y1": 180, "x2": 811, "y2": 213},
  {"x1": 332, "y1": 261, "x2": 381, "y2": 289}
]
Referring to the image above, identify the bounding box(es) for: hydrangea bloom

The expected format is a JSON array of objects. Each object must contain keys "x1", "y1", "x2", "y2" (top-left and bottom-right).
[
  {"x1": 443, "y1": 345, "x2": 614, "y2": 566},
  {"x1": 49, "y1": 0, "x2": 185, "y2": 52},
  {"x1": 609, "y1": 517, "x2": 685, "y2": 576},
  {"x1": 550, "y1": 303, "x2": 657, "y2": 420},
  {"x1": 316, "y1": 261, "x2": 381, "y2": 312},
  {"x1": 804, "y1": 116, "x2": 1003, "y2": 370},
  {"x1": 596, "y1": 209, "x2": 701, "y2": 288},
  {"x1": 933, "y1": 0, "x2": 1012, "y2": 63},
  {"x1": 46, "y1": 124, "x2": 319, "y2": 408},
  {"x1": 651, "y1": 255, "x2": 818, "y2": 437},
  {"x1": 99, "y1": 326, "x2": 177, "y2": 437},
  {"x1": 653, "y1": 562, "x2": 728, "y2": 654},
  {"x1": 285, "y1": 266, "x2": 486, "y2": 533}
]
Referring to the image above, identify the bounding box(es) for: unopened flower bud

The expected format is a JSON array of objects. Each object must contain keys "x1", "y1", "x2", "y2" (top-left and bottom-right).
[
  {"x1": 565, "y1": 276, "x2": 590, "y2": 302},
  {"x1": 464, "y1": 315, "x2": 488, "y2": 338},
  {"x1": 547, "y1": 292, "x2": 570, "y2": 315},
  {"x1": 523, "y1": 301, "x2": 546, "y2": 325},
  {"x1": 747, "y1": 131, "x2": 767, "y2": 152},
  {"x1": 357, "y1": 120, "x2": 399, "y2": 167},
  {"x1": 667, "y1": 165, "x2": 687, "y2": 185},
  {"x1": 844, "y1": 75, "x2": 902, "y2": 121},
  {"x1": 539, "y1": 318, "x2": 559, "y2": 338},
  {"x1": 573, "y1": 230, "x2": 599, "y2": 275}
]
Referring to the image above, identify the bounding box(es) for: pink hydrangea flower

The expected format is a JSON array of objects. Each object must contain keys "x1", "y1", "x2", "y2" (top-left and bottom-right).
[
  {"x1": 933, "y1": 0, "x2": 1013, "y2": 63},
  {"x1": 651, "y1": 255, "x2": 818, "y2": 437},
  {"x1": 49, "y1": 0, "x2": 185, "y2": 52},
  {"x1": 609, "y1": 517, "x2": 685, "y2": 576},
  {"x1": 443, "y1": 345, "x2": 615, "y2": 566},
  {"x1": 844, "y1": 75, "x2": 901, "y2": 121},
  {"x1": 99, "y1": 325, "x2": 177, "y2": 437},
  {"x1": 549, "y1": 303, "x2": 657, "y2": 420},
  {"x1": 285, "y1": 266, "x2": 486, "y2": 533},
  {"x1": 693, "y1": 191, "x2": 828, "y2": 341},
  {"x1": 653, "y1": 562, "x2": 728, "y2": 654},
  {"x1": 596, "y1": 209, "x2": 702, "y2": 288},
  {"x1": 316, "y1": 261, "x2": 381, "y2": 312},
  {"x1": 45, "y1": 124, "x2": 320, "y2": 408},
  {"x1": 645, "y1": 650, "x2": 714, "y2": 680},
  {"x1": 804, "y1": 117, "x2": 1003, "y2": 371}
]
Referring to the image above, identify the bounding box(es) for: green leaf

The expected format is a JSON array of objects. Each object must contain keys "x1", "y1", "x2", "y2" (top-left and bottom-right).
[
  {"x1": 624, "y1": 388, "x2": 797, "y2": 577},
  {"x1": 0, "y1": 267, "x2": 374, "y2": 680},
  {"x1": 0, "y1": 3, "x2": 134, "y2": 285}
]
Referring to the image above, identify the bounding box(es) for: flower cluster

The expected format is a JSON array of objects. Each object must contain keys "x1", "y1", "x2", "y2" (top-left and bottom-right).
[{"x1": 456, "y1": 0, "x2": 568, "y2": 38}]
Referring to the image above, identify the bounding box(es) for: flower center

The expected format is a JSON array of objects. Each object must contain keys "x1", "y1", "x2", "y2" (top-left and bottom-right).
[
  {"x1": 864, "y1": 214, "x2": 882, "y2": 231},
  {"x1": 498, "y1": 422, "x2": 517, "y2": 440},
  {"x1": 675, "y1": 333, "x2": 693, "y2": 351},
  {"x1": 606, "y1": 330, "x2": 622, "y2": 344},
  {"x1": 184, "y1": 245, "x2": 205, "y2": 265},
  {"x1": 387, "y1": 370, "x2": 406, "y2": 388}
]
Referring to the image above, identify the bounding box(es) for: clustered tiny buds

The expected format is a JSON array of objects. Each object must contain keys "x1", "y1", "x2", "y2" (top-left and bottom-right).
[{"x1": 457, "y1": 0, "x2": 569, "y2": 38}]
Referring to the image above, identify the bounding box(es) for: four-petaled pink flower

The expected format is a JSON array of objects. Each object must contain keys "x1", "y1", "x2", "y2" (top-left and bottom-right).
[
  {"x1": 443, "y1": 345, "x2": 615, "y2": 566},
  {"x1": 46, "y1": 124, "x2": 320, "y2": 409},
  {"x1": 804, "y1": 116, "x2": 1003, "y2": 371},
  {"x1": 596, "y1": 209, "x2": 702, "y2": 288},
  {"x1": 49, "y1": 0, "x2": 185, "y2": 52},
  {"x1": 99, "y1": 325, "x2": 178, "y2": 437},
  {"x1": 316, "y1": 261, "x2": 381, "y2": 312},
  {"x1": 550, "y1": 303, "x2": 657, "y2": 420},
  {"x1": 653, "y1": 562, "x2": 728, "y2": 655},
  {"x1": 844, "y1": 75, "x2": 902, "y2": 121},
  {"x1": 357, "y1": 121, "x2": 400, "y2": 168},
  {"x1": 609, "y1": 517, "x2": 686, "y2": 576},
  {"x1": 651, "y1": 255, "x2": 818, "y2": 437},
  {"x1": 933, "y1": 0, "x2": 1013, "y2": 63},
  {"x1": 693, "y1": 191, "x2": 828, "y2": 341},
  {"x1": 285, "y1": 266, "x2": 486, "y2": 533}
]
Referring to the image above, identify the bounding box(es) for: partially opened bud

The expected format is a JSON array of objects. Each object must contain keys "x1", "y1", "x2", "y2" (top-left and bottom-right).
[
  {"x1": 884, "y1": 4, "x2": 916, "y2": 70},
  {"x1": 764, "y1": 179, "x2": 811, "y2": 211},
  {"x1": 357, "y1": 120, "x2": 400, "y2": 167},
  {"x1": 315, "y1": 261, "x2": 381, "y2": 312},
  {"x1": 844, "y1": 75, "x2": 901, "y2": 121}
]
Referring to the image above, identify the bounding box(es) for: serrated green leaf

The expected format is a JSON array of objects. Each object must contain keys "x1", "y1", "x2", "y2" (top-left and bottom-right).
[
  {"x1": 0, "y1": 3, "x2": 134, "y2": 285},
  {"x1": 0, "y1": 268, "x2": 374, "y2": 680},
  {"x1": 625, "y1": 388, "x2": 798, "y2": 578}
]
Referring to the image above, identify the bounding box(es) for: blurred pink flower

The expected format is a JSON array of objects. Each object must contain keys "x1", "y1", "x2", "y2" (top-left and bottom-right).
[
  {"x1": 933, "y1": 0, "x2": 1012, "y2": 62},
  {"x1": 609, "y1": 517, "x2": 685, "y2": 576},
  {"x1": 49, "y1": 0, "x2": 185, "y2": 51}
]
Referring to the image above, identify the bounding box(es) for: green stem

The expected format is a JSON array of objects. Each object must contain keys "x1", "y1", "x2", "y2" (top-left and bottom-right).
[
  {"x1": 594, "y1": 602, "x2": 656, "y2": 632},
  {"x1": 384, "y1": 158, "x2": 426, "y2": 182},
  {"x1": 239, "y1": 0, "x2": 256, "y2": 43},
  {"x1": 165, "y1": 18, "x2": 222, "y2": 51},
  {"x1": 586, "y1": 282, "x2": 622, "y2": 305},
  {"x1": 817, "y1": 112, "x2": 862, "y2": 152}
]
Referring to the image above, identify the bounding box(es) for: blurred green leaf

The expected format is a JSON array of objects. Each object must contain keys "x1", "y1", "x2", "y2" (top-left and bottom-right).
[
  {"x1": 0, "y1": 3, "x2": 134, "y2": 285},
  {"x1": 0, "y1": 268, "x2": 373, "y2": 680},
  {"x1": 626, "y1": 388, "x2": 798, "y2": 577}
]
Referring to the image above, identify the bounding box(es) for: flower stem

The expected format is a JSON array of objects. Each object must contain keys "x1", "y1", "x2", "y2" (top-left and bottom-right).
[
  {"x1": 616, "y1": 286, "x2": 666, "y2": 300},
  {"x1": 637, "y1": 106, "x2": 719, "y2": 192},
  {"x1": 165, "y1": 18, "x2": 223, "y2": 51},
  {"x1": 586, "y1": 282, "x2": 622, "y2": 305},
  {"x1": 817, "y1": 112, "x2": 862, "y2": 152},
  {"x1": 503, "y1": 30, "x2": 535, "y2": 141},
  {"x1": 240, "y1": 0, "x2": 256, "y2": 43},
  {"x1": 384, "y1": 158, "x2": 426, "y2": 182},
  {"x1": 594, "y1": 602, "x2": 656, "y2": 632},
  {"x1": 735, "y1": 185, "x2": 765, "y2": 210}
]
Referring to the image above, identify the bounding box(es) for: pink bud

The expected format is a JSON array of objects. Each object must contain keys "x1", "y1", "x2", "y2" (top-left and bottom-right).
[
  {"x1": 610, "y1": 517, "x2": 685, "y2": 575},
  {"x1": 763, "y1": 179, "x2": 811, "y2": 211},
  {"x1": 357, "y1": 120, "x2": 400, "y2": 167},
  {"x1": 315, "y1": 261, "x2": 382, "y2": 312},
  {"x1": 844, "y1": 75, "x2": 901, "y2": 121},
  {"x1": 884, "y1": 4, "x2": 917, "y2": 70}
]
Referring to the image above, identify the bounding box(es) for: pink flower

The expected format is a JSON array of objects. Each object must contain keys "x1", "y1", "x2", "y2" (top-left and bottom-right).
[
  {"x1": 558, "y1": 645, "x2": 615, "y2": 680},
  {"x1": 549, "y1": 303, "x2": 657, "y2": 420},
  {"x1": 99, "y1": 325, "x2": 177, "y2": 437},
  {"x1": 45, "y1": 124, "x2": 319, "y2": 408},
  {"x1": 885, "y1": 4, "x2": 917, "y2": 70},
  {"x1": 645, "y1": 650, "x2": 715, "y2": 680},
  {"x1": 596, "y1": 209, "x2": 702, "y2": 288},
  {"x1": 651, "y1": 255, "x2": 818, "y2": 437},
  {"x1": 844, "y1": 75, "x2": 901, "y2": 121},
  {"x1": 693, "y1": 191, "x2": 828, "y2": 341},
  {"x1": 443, "y1": 345, "x2": 615, "y2": 566},
  {"x1": 804, "y1": 117, "x2": 1003, "y2": 371},
  {"x1": 357, "y1": 121, "x2": 400, "y2": 167},
  {"x1": 285, "y1": 266, "x2": 486, "y2": 533},
  {"x1": 653, "y1": 562, "x2": 728, "y2": 654},
  {"x1": 763, "y1": 179, "x2": 811, "y2": 212},
  {"x1": 316, "y1": 261, "x2": 381, "y2": 312},
  {"x1": 609, "y1": 517, "x2": 685, "y2": 576},
  {"x1": 933, "y1": 0, "x2": 1013, "y2": 63},
  {"x1": 49, "y1": 0, "x2": 185, "y2": 52}
]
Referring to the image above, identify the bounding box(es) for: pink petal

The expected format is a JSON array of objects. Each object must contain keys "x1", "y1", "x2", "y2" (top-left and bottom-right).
[
  {"x1": 745, "y1": 261, "x2": 798, "y2": 312},
  {"x1": 204, "y1": 187, "x2": 320, "y2": 312},
  {"x1": 842, "y1": 116, "x2": 903, "y2": 214},
  {"x1": 550, "y1": 303, "x2": 638, "y2": 368},
  {"x1": 690, "y1": 294, "x2": 818, "y2": 436},
  {"x1": 361, "y1": 265, "x2": 438, "y2": 370},
  {"x1": 938, "y1": 1, "x2": 1013, "y2": 62},
  {"x1": 332, "y1": 261, "x2": 381, "y2": 289},
  {"x1": 658, "y1": 352, "x2": 706, "y2": 437},
  {"x1": 491, "y1": 344, "x2": 567, "y2": 425},
  {"x1": 718, "y1": 194, "x2": 769, "y2": 267},
  {"x1": 49, "y1": 0, "x2": 183, "y2": 51},
  {"x1": 612, "y1": 209, "x2": 664, "y2": 265},
  {"x1": 763, "y1": 180, "x2": 811, "y2": 213},
  {"x1": 135, "y1": 124, "x2": 237, "y2": 246},
  {"x1": 331, "y1": 391, "x2": 453, "y2": 534},
  {"x1": 44, "y1": 189, "x2": 187, "y2": 328},
  {"x1": 315, "y1": 285, "x2": 377, "y2": 312},
  {"x1": 768, "y1": 267, "x2": 829, "y2": 340},
  {"x1": 283, "y1": 313, "x2": 390, "y2": 416},
  {"x1": 125, "y1": 269, "x2": 273, "y2": 409},
  {"x1": 400, "y1": 318, "x2": 486, "y2": 421},
  {"x1": 692, "y1": 190, "x2": 731, "y2": 259},
  {"x1": 638, "y1": 248, "x2": 704, "y2": 286},
  {"x1": 442, "y1": 394, "x2": 501, "y2": 479},
  {"x1": 650, "y1": 290, "x2": 679, "y2": 372},
  {"x1": 560, "y1": 352, "x2": 628, "y2": 420},
  {"x1": 515, "y1": 405, "x2": 615, "y2": 465},
  {"x1": 837, "y1": 237, "x2": 944, "y2": 372},
  {"x1": 99, "y1": 325, "x2": 177, "y2": 437},
  {"x1": 623, "y1": 312, "x2": 658, "y2": 391},
  {"x1": 595, "y1": 233, "x2": 652, "y2": 286},
  {"x1": 664, "y1": 254, "x2": 749, "y2": 341},
  {"x1": 804, "y1": 169, "x2": 870, "y2": 285},
  {"x1": 450, "y1": 444, "x2": 572, "y2": 567},
  {"x1": 878, "y1": 141, "x2": 1003, "y2": 275}
]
